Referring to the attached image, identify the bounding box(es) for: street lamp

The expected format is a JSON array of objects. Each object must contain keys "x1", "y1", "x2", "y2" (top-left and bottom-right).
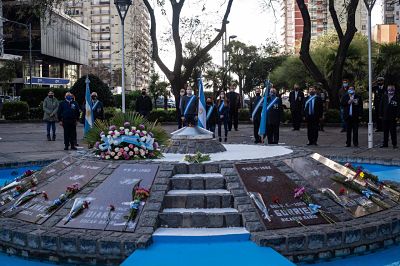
[
  {"x1": 1, "y1": 17, "x2": 32, "y2": 88},
  {"x1": 114, "y1": 0, "x2": 132, "y2": 113},
  {"x1": 228, "y1": 35, "x2": 237, "y2": 79},
  {"x1": 364, "y1": 0, "x2": 377, "y2": 149}
]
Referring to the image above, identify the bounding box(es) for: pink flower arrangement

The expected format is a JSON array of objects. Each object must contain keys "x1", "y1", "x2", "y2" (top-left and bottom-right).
[{"x1": 294, "y1": 187, "x2": 305, "y2": 198}]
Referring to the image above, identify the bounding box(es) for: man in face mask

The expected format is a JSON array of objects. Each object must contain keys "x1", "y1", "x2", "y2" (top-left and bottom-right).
[
  {"x1": 43, "y1": 91, "x2": 59, "y2": 141},
  {"x1": 181, "y1": 85, "x2": 198, "y2": 126},
  {"x1": 289, "y1": 84, "x2": 304, "y2": 131},
  {"x1": 339, "y1": 79, "x2": 349, "y2": 132},
  {"x1": 341, "y1": 86, "x2": 363, "y2": 147},
  {"x1": 250, "y1": 87, "x2": 263, "y2": 143},
  {"x1": 177, "y1": 87, "x2": 186, "y2": 129},
  {"x1": 226, "y1": 83, "x2": 240, "y2": 131},
  {"x1": 266, "y1": 88, "x2": 283, "y2": 144},
  {"x1": 57, "y1": 92, "x2": 80, "y2": 150},
  {"x1": 135, "y1": 88, "x2": 153, "y2": 118},
  {"x1": 379, "y1": 84, "x2": 399, "y2": 148},
  {"x1": 373, "y1": 77, "x2": 386, "y2": 132},
  {"x1": 304, "y1": 86, "x2": 323, "y2": 145},
  {"x1": 85, "y1": 92, "x2": 105, "y2": 122}
]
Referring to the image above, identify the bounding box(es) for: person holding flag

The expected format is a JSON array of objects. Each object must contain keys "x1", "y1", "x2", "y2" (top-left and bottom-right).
[
  {"x1": 84, "y1": 76, "x2": 94, "y2": 136},
  {"x1": 257, "y1": 80, "x2": 272, "y2": 144},
  {"x1": 217, "y1": 90, "x2": 229, "y2": 142},
  {"x1": 265, "y1": 88, "x2": 283, "y2": 144},
  {"x1": 181, "y1": 85, "x2": 198, "y2": 127},
  {"x1": 250, "y1": 87, "x2": 264, "y2": 144},
  {"x1": 206, "y1": 97, "x2": 217, "y2": 138},
  {"x1": 304, "y1": 86, "x2": 323, "y2": 145},
  {"x1": 197, "y1": 77, "x2": 207, "y2": 129},
  {"x1": 90, "y1": 92, "x2": 104, "y2": 121}
]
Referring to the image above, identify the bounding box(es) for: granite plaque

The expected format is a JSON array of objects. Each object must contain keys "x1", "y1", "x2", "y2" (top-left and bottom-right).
[
  {"x1": 235, "y1": 162, "x2": 328, "y2": 229},
  {"x1": 13, "y1": 161, "x2": 105, "y2": 224},
  {"x1": 57, "y1": 164, "x2": 159, "y2": 231},
  {"x1": 284, "y1": 157, "x2": 383, "y2": 217}
]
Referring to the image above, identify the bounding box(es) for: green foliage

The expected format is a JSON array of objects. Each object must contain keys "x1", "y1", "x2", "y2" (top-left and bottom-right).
[
  {"x1": 114, "y1": 90, "x2": 141, "y2": 110},
  {"x1": 2, "y1": 101, "x2": 29, "y2": 120},
  {"x1": 147, "y1": 109, "x2": 176, "y2": 122},
  {"x1": 21, "y1": 87, "x2": 67, "y2": 107},
  {"x1": 85, "y1": 112, "x2": 169, "y2": 146},
  {"x1": 270, "y1": 56, "x2": 313, "y2": 89},
  {"x1": 148, "y1": 72, "x2": 170, "y2": 105},
  {"x1": 374, "y1": 43, "x2": 400, "y2": 87},
  {"x1": 29, "y1": 105, "x2": 44, "y2": 120},
  {"x1": 70, "y1": 74, "x2": 114, "y2": 107},
  {"x1": 238, "y1": 109, "x2": 250, "y2": 122},
  {"x1": 184, "y1": 152, "x2": 211, "y2": 163},
  {"x1": 0, "y1": 60, "x2": 22, "y2": 83},
  {"x1": 104, "y1": 107, "x2": 118, "y2": 121},
  {"x1": 324, "y1": 109, "x2": 341, "y2": 123}
]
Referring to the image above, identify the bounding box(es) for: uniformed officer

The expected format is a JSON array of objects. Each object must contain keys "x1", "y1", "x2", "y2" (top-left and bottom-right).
[
  {"x1": 373, "y1": 77, "x2": 386, "y2": 132},
  {"x1": 304, "y1": 86, "x2": 323, "y2": 146},
  {"x1": 288, "y1": 84, "x2": 304, "y2": 131},
  {"x1": 206, "y1": 97, "x2": 217, "y2": 138},
  {"x1": 341, "y1": 86, "x2": 363, "y2": 147},
  {"x1": 181, "y1": 86, "x2": 198, "y2": 127},
  {"x1": 379, "y1": 84, "x2": 399, "y2": 148},
  {"x1": 58, "y1": 92, "x2": 81, "y2": 150},
  {"x1": 250, "y1": 87, "x2": 263, "y2": 143},
  {"x1": 266, "y1": 88, "x2": 283, "y2": 144}
]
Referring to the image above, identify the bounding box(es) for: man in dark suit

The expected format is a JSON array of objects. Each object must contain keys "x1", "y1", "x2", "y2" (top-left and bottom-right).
[
  {"x1": 266, "y1": 88, "x2": 283, "y2": 144},
  {"x1": 304, "y1": 86, "x2": 323, "y2": 145},
  {"x1": 288, "y1": 84, "x2": 304, "y2": 130},
  {"x1": 227, "y1": 83, "x2": 240, "y2": 131},
  {"x1": 181, "y1": 86, "x2": 198, "y2": 126},
  {"x1": 58, "y1": 92, "x2": 81, "y2": 150},
  {"x1": 250, "y1": 87, "x2": 263, "y2": 143},
  {"x1": 135, "y1": 88, "x2": 153, "y2": 118},
  {"x1": 341, "y1": 87, "x2": 363, "y2": 147},
  {"x1": 380, "y1": 84, "x2": 399, "y2": 148},
  {"x1": 373, "y1": 77, "x2": 386, "y2": 132},
  {"x1": 177, "y1": 87, "x2": 186, "y2": 129}
]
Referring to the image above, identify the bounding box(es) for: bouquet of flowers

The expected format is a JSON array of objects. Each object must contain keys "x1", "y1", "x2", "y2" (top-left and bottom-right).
[
  {"x1": 64, "y1": 198, "x2": 90, "y2": 225},
  {"x1": 1, "y1": 170, "x2": 38, "y2": 195},
  {"x1": 344, "y1": 163, "x2": 378, "y2": 182},
  {"x1": 124, "y1": 187, "x2": 150, "y2": 230},
  {"x1": 96, "y1": 122, "x2": 161, "y2": 160},
  {"x1": 4, "y1": 189, "x2": 46, "y2": 213},
  {"x1": 184, "y1": 152, "x2": 211, "y2": 163},
  {"x1": 44, "y1": 183, "x2": 80, "y2": 214}
]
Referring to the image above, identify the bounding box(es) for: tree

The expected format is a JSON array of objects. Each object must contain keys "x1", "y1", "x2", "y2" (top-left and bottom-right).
[
  {"x1": 374, "y1": 43, "x2": 400, "y2": 87},
  {"x1": 81, "y1": 62, "x2": 111, "y2": 86},
  {"x1": 295, "y1": 0, "x2": 360, "y2": 107},
  {"x1": 143, "y1": 0, "x2": 234, "y2": 98},
  {"x1": 148, "y1": 72, "x2": 169, "y2": 109},
  {"x1": 70, "y1": 74, "x2": 114, "y2": 107},
  {"x1": 0, "y1": 59, "x2": 22, "y2": 83}
]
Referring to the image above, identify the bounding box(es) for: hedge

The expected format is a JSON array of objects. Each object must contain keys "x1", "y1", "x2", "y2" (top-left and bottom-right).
[
  {"x1": 21, "y1": 87, "x2": 68, "y2": 108},
  {"x1": 114, "y1": 90, "x2": 141, "y2": 110},
  {"x1": 70, "y1": 74, "x2": 114, "y2": 107},
  {"x1": 2, "y1": 101, "x2": 29, "y2": 120}
]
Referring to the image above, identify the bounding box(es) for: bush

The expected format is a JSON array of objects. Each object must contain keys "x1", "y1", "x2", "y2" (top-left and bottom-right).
[
  {"x1": 70, "y1": 74, "x2": 114, "y2": 107},
  {"x1": 148, "y1": 109, "x2": 177, "y2": 122},
  {"x1": 21, "y1": 87, "x2": 67, "y2": 107},
  {"x1": 104, "y1": 107, "x2": 118, "y2": 121},
  {"x1": 238, "y1": 109, "x2": 250, "y2": 121},
  {"x1": 2, "y1": 101, "x2": 29, "y2": 120},
  {"x1": 324, "y1": 109, "x2": 341, "y2": 123},
  {"x1": 114, "y1": 90, "x2": 141, "y2": 110}
]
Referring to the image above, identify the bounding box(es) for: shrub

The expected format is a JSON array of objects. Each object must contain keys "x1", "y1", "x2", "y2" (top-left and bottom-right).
[
  {"x1": 70, "y1": 74, "x2": 114, "y2": 107},
  {"x1": 148, "y1": 109, "x2": 176, "y2": 122},
  {"x1": 21, "y1": 87, "x2": 67, "y2": 107},
  {"x1": 104, "y1": 107, "x2": 118, "y2": 121},
  {"x1": 238, "y1": 109, "x2": 250, "y2": 121},
  {"x1": 324, "y1": 109, "x2": 341, "y2": 123},
  {"x1": 114, "y1": 90, "x2": 141, "y2": 110},
  {"x1": 2, "y1": 101, "x2": 29, "y2": 120}
]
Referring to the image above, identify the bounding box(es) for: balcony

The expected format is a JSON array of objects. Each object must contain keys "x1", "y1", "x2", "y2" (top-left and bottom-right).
[
  {"x1": 91, "y1": 19, "x2": 111, "y2": 24},
  {"x1": 66, "y1": 1, "x2": 83, "y2": 7},
  {"x1": 91, "y1": 10, "x2": 110, "y2": 15},
  {"x1": 91, "y1": 27, "x2": 110, "y2": 33},
  {"x1": 91, "y1": 0, "x2": 110, "y2": 5},
  {"x1": 91, "y1": 36, "x2": 111, "y2": 41}
]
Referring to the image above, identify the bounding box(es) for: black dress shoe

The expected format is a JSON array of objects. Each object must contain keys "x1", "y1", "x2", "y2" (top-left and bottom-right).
[
  {"x1": 394, "y1": 145, "x2": 398, "y2": 149},
  {"x1": 64, "y1": 146, "x2": 69, "y2": 150},
  {"x1": 380, "y1": 145, "x2": 388, "y2": 148},
  {"x1": 354, "y1": 144, "x2": 359, "y2": 147},
  {"x1": 375, "y1": 129, "x2": 382, "y2": 132},
  {"x1": 313, "y1": 143, "x2": 318, "y2": 146},
  {"x1": 224, "y1": 137, "x2": 227, "y2": 142},
  {"x1": 307, "y1": 143, "x2": 313, "y2": 146},
  {"x1": 345, "y1": 144, "x2": 351, "y2": 147},
  {"x1": 71, "y1": 146, "x2": 77, "y2": 150}
]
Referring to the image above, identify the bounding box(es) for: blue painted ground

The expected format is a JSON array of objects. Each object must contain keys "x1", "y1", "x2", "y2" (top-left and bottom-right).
[
  {"x1": 0, "y1": 252, "x2": 55, "y2": 266},
  {"x1": 354, "y1": 163, "x2": 400, "y2": 182},
  {"x1": 0, "y1": 165, "x2": 43, "y2": 186}
]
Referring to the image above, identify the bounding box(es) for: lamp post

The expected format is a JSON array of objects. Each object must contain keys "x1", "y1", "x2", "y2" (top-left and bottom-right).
[
  {"x1": 114, "y1": 0, "x2": 132, "y2": 113},
  {"x1": 0, "y1": 17, "x2": 32, "y2": 88},
  {"x1": 364, "y1": 0, "x2": 377, "y2": 149},
  {"x1": 228, "y1": 35, "x2": 237, "y2": 80}
]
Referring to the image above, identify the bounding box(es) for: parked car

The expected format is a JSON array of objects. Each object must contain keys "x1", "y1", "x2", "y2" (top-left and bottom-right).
[
  {"x1": 156, "y1": 97, "x2": 176, "y2": 108},
  {"x1": 0, "y1": 95, "x2": 12, "y2": 102}
]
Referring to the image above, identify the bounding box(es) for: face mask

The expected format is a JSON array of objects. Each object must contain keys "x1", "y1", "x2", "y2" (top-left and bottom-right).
[
  {"x1": 49, "y1": 95, "x2": 54, "y2": 98},
  {"x1": 66, "y1": 96, "x2": 73, "y2": 101},
  {"x1": 180, "y1": 92, "x2": 185, "y2": 96},
  {"x1": 309, "y1": 91, "x2": 315, "y2": 95},
  {"x1": 348, "y1": 90, "x2": 354, "y2": 95},
  {"x1": 206, "y1": 101, "x2": 212, "y2": 105},
  {"x1": 269, "y1": 92, "x2": 276, "y2": 97},
  {"x1": 187, "y1": 91, "x2": 193, "y2": 96},
  {"x1": 92, "y1": 96, "x2": 97, "y2": 100},
  {"x1": 256, "y1": 93, "x2": 261, "y2": 97},
  {"x1": 388, "y1": 89, "x2": 395, "y2": 95},
  {"x1": 142, "y1": 91, "x2": 146, "y2": 95}
]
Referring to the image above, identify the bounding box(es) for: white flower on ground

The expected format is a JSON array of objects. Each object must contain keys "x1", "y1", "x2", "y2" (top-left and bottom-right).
[
  {"x1": 140, "y1": 137, "x2": 146, "y2": 142},
  {"x1": 115, "y1": 132, "x2": 120, "y2": 137},
  {"x1": 134, "y1": 147, "x2": 139, "y2": 152},
  {"x1": 114, "y1": 156, "x2": 119, "y2": 160},
  {"x1": 111, "y1": 152, "x2": 115, "y2": 156},
  {"x1": 114, "y1": 148, "x2": 119, "y2": 152},
  {"x1": 142, "y1": 131, "x2": 147, "y2": 135},
  {"x1": 124, "y1": 147, "x2": 129, "y2": 152},
  {"x1": 128, "y1": 151, "x2": 134, "y2": 156},
  {"x1": 119, "y1": 127, "x2": 124, "y2": 131},
  {"x1": 105, "y1": 155, "x2": 110, "y2": 160},
  {"x1": 128, "y1": 132, "x2": 133, "y2": 136},
  {"x1": 131, "y1": 126, "x2": 136, "y2": 130},
  {"x1": 117, "y1": 152, "x2": 122, "y2": 157}
]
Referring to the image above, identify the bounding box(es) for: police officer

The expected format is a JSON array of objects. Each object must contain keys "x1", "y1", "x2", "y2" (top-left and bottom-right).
[
  {"x1": 380, "y1": 84, "x2": 399, "y2": 149},
  {"x1": 135, "y1": 88, "x2": 153, "y2": 118},
  {"x1": 304, "y1": 86, "x2": 323, "y2": 146},
  {"x1": 227, "y1": 83, "x2": 240, "y2": 131},
  {"x1": 250, "y1": 87, "x2": 263, "y2": 143},
  {"x1": 181, "y1": 86, "x2": 198, "y2": 126},
  {"x1": 341, "y1": 86, "x2": 363, "y2": 147},
  {"x1": 288, "y1": 84, "x2": 304, "y2": 131},
  {"x1": 58, "y1": 92, "x2": 80, "y2": 150},
  {"x1": 266, "y1": 88, "x2": 283, "y2": 144},
  {"x1": 373, "y1": 77, "x2": 386, "y2": 132},
  {"x1": 206, "y1": 97, "x2": 217, "y2": 138}
]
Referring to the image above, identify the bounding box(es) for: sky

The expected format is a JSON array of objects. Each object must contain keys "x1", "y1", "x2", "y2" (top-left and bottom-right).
[{"x1": 153, "y1": 0, "x2": 383, "y2": 78}]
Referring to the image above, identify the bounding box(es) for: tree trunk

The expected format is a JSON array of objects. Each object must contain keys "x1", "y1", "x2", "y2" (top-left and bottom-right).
[{"x1": 238, "y1": 76, "x2": 244, "y2": 108}]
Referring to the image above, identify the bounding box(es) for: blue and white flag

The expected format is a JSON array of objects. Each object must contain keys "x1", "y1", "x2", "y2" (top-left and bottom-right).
[
  {"x1": 197, "y1": 77, "x2": 206, "y2": 129},
  {"x1": 258, "y1": 80, "x2": 271, "y2": 138},
  {"x1": 84, "y1": 76, "x2": 94, "y2": 135}
]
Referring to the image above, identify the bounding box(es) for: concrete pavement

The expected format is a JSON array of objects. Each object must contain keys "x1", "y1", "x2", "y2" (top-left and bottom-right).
[{"x1": 0, "y1": 122, "x2": 398, "y2": 164}]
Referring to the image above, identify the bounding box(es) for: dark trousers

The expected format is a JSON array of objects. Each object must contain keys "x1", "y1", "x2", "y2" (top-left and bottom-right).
[
  {"x1": 228, "y1": 108, "x2": 238, "y2": 130},
  {"x1": 346, "y1": 117, "x2": 359, "y2": 146},
  {"x1": 253, "y1": 119, "x2": 261, "y2": 143},
  {"x1": 267, "y1": 123, "x2": 279, "y2": 144},
  {"x1": 46, "y1": 121, "x2": 56, "y2": 136},
  {"x1": 63, "y1": 120, "x2": 77, "y2": 147},
  {"x1": 218, "y1": 119, "x2": 228, "y2": 138},
  {"x1": 340, "y1": 107, "x2": 347, "y2": 130},
  {"x1": 184, "y1": 114, "x2": 196, "y2": 127},
  {"x1": 373, "y1": 105, "x2": 383, "y2": 131},
  {"x1": 291, "y1": 109, "x2": 302, "y2": 130},
  {"x1": 138, "y1": 110, "x2": 150, "y2": 118},
  {"x1": 383, "y1": 120, "x2": 397, "y2": 146},
  {"x1": 207, "y1": 124, "x2": 216, "y2": 138},
  {"x1": 307, "y1": 118, "x2": 319, "y2": 144},
  {"x1": 177, "y1": 109, "x2": 183, "y2": 129}
]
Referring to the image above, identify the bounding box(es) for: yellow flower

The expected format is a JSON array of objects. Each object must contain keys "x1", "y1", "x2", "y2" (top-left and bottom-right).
[{"x1": 360, "y1": 172, "x2": 365, "y2": 179}]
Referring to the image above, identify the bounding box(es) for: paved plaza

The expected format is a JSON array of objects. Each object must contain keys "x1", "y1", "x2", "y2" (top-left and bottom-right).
[{"x1": 0, "y1": 122, "x2": 397, "y2": 164}]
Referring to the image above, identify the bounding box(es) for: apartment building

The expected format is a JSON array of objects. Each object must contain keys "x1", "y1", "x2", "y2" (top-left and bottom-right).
[
  {"x1": 282, "y1": 0, "x2": 368, "y2": 53},
  {"x1": 64, "y1": 0, "x2": 151, "y2": 90}
]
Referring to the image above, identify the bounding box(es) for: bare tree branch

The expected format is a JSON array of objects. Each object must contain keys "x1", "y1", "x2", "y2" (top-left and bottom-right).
[
  {"x1": 171, "y1": 0, "x2": 185, "y2": 75},
  {"x1": 329, "y1": 0, "x2": 344, "y2": 39}
]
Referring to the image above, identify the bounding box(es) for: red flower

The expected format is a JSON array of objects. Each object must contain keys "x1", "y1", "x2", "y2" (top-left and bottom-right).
[
  {"x1": 15, "y1": 185, "x2": 22, "y2": 191},
  {"x1": 83, "y1": 201, "x2": 90, "y2": 209},
  {"x1": 339, "y1": 187, "x2": 346, "y2": 195},
  {"x1": 24, "y1": 170, "x2": 33, "y2": 177},
  {"x1": 272, "y1": 196, "x2": 280, "y2": 204},
  {"x1": 42, "y1": 191, "x2": 48, "y2": 200}
]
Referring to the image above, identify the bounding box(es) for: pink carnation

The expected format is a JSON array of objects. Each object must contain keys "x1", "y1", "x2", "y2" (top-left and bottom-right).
[
  {"x1": 124, "y1": 122, "x2": 130, "y2": 127},
  {"x1": 128, "y1": 144, "x2": 134, "y2": 149},
  {"x1": 109, "y1": 125, "x2": 116, "y2": 131},
  {"x1": 139, "y1": 124, "x2": 145, "y2": 130}
]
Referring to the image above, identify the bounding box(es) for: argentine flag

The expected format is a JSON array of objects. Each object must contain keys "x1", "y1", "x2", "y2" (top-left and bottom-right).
[
  {"x1": 84, "y1": 76, "x2": 94, "y2": 135},
  {"x1": 258, "y1": 80, "x2": 271, "y2": 138},
  {"x1": 197, "y1": 77, "x2": 206, "y2": 129}
]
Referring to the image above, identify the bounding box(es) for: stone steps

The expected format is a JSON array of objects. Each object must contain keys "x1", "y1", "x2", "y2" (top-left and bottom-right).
[
  {"x1": 153, "y1": 227, "x2": 250, "y2": 237},
  {"x1": 170, "y1": 174, "x2": 225, "y2": 190},
  {"x1": 163, "y1": 190, "x2": 233, "y2": 209}
]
